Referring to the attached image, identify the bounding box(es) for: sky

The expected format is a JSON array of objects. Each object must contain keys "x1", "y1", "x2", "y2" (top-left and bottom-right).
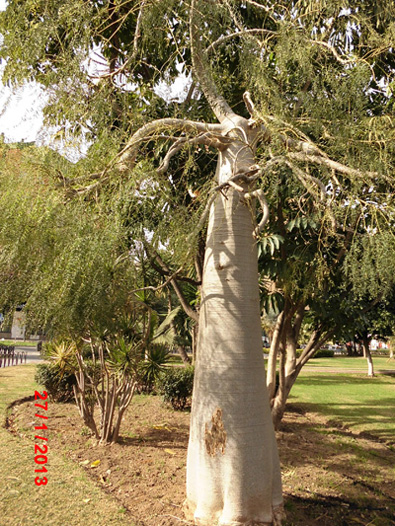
[
  {"x1": 0, "y1": 0, "x2": 50, "y2": 146},
  {"x1": 0, "y1": 0, "x2": 88, "y2": 160},
  {"x1": 0, "y1": 69, "x2": 48, "y2": 144},
  {"x1": 0, "y1": 0, "x2": 190, "y2": 160}
]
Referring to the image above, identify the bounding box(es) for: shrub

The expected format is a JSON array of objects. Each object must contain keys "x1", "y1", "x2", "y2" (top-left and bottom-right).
[
  {"x1": 156, "y1": 366, "x2": 194, "y2": 410},
  {"x1": 312, "y1": 349, "x2": 335, "y2": 358},
  {"x1": 35, "y1": 363, "x2": 77, "y2": 402},
  {"x1": 371, "y1": 349, "x2": 390, "y2": 356},
  {"x1": 295, "y1": 348, "x2": 335, "y2": 359},
  {"x1": 296, "y1": 349, "x2": 335, "y2": 358}
]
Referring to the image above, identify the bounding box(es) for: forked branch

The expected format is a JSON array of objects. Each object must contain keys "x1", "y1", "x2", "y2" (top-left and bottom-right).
[
  {"x1": 144, "y1": 243, "x2": 199, "y2": 322},
  {"x1": 205, "y1": 28, "x2": 276, "y2": 55},
  {"x1": 117, "y1": 117, "x2": 224, "y2": 171},
  {"x1": 244, "y1": 188, "x2": 270, "y2": 237}
]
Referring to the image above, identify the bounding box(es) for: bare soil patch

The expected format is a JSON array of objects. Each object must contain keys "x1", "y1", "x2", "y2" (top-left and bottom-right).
[{"x1": 9, "y1": 395, "x2": 395, "y2": 526}]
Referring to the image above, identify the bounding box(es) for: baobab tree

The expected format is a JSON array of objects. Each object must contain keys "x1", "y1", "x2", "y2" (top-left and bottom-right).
[
  {"x1": 114, "y1": 3, "x2": 394, "y2": 523},
  {"x1": 116, "y1": 3, "x2": 286, "y2": 521},
  {"x1": 114, "y1": 0, "x2": 389, "y2": 522}
]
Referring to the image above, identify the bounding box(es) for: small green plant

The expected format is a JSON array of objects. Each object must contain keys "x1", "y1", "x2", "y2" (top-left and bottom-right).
[
  {"x1": 80, "y1": 426, "x2": 92, "y2": 437},
  {"x1": 138, "y1": 344, "x2": 172, "y2": 393},
  {"x1": 35, "y1": 340, "x2": 79, "y2": 402},
  {"x1": 156, "y1": 366, "x2": 194, "y2": 410},
  {"x1": 41, "y1": 340, "x2": 78, "y2": 368},
  {"x1": 73, "y1": 337, "x2": 141, "y2": 444}
]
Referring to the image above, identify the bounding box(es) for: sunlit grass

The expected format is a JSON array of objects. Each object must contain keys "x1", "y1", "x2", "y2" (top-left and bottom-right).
[
  {"x1": 303, "y1": 356, "x2": 395, "y2": 371},
  {"x1": 290, "y1": 372, "x2": 395, "y2": 443},
  {"x1": 0, "y1": 339, "x2": 39, "y2": 347}
]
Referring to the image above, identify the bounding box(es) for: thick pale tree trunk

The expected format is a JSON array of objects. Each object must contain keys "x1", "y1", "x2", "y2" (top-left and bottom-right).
[
  {"x1": 185, "y1": 122, "x2": 283, "y2": 526},
  {"x1": 362, "y1": 334, "x2": 374, "y2": 377},
  {"x1": 266, "y1": 312, "x2": 284, "y2": 401},
  {"x1": 191, "y1": 323, "x2": 198, "y2": 364}
]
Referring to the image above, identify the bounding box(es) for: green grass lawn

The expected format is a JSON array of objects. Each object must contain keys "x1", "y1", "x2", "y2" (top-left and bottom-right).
[
  {"x1": 1, "y1": 361, "x2": 394, "y2": 525},
  {"x1": 0, "y1": 365, "x2": 136, "y2": 526},
  {"x1": 0, "y1": 339, "x2": 40, "y2": 347},
  {"x1": 303, "y1": 355, "x2": 395, "y2": 371},
  {"x1": 290, "y1": 368, "x2": 395, "y2": 443}
]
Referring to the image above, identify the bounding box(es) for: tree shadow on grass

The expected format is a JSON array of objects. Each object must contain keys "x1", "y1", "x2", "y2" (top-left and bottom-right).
[
  {"x1": 283, "y1": 493, "x2": 394, "y2": 526},
  {"x1": 278, "y1": 406, "x2": 395, "y2": 525},
  {"x1": 289, "y1": 375, "x2": 395, "y2": 443},
  {"x1": 291, "y1": 398, "x2": 394, "y2": 440},
  {"x1": 295, "y1": 374, "x2": 395, "y2": 385}
]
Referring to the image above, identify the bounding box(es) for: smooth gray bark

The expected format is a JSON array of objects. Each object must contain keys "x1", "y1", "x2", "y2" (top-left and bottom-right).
[{"x1": 186, "y1": 117, "x2": 283, "y2": 525}]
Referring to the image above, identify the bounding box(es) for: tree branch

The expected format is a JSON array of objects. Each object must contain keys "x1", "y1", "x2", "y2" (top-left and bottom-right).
[
  {"x1": 298, "y1": 327, "x2": 335, "y2": 367},
  {"x1": 242, "y1": 0, "x2": 277, "y2": 16},
  {"x1": 96, "y1": 1, "x2": 146, "y2": 81},
  {"x1": 293, "y1": 302, "x2": 305, "y2": 343},
  {"x1": 287, "y1": 152, "x2": 378, "y2": 180},
  {"x1": 309, "y1": 39, "x2": 355, "y2": 65},
  {"x1": 261, "y1": 113, "x2": 327, "y2": 157},
  {"x1": 130, "y1": 267, "x2": 184, "y2": 294},
  {"x1": 205, "y1": 28, "x2": 276, "y2": 55},
  {"x1": 244, "y1": 188, "x2": 270, "y2": 237},
  {"x1": 283, "y1": 159, "x2": 327, "y2": 201},
  {"x1": 243, "y1": 92, "x2": 319, "y2": 149},
  {"x1": 117, "y1": 117, "x2": 224, "y2": 171},
  {"x1": 145, "y1": 244, "x2": 199, "y2": 322},
  {"x1": 281, "y1": 135, "x2": 324, "y2": 156},
  {"x1": 157, "y1": 132, "x2": 232, "y2": 174},
  {"x1": 132, "y1": 1, "x2": 145, "y2": 60},
  {"x1": 190, "y1": 0, "x2": 236, "y2": 123}
]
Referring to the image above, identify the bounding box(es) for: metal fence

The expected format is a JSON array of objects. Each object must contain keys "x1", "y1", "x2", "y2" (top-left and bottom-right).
[{"x1": 0, "y1": 345, "x2": 27, "y2": 367}]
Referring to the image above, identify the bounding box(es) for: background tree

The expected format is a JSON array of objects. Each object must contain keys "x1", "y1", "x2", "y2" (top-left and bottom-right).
[
  {"x1": 260, "y1": 179, "x2": 395, "y2": 426},
  {"x1": 0, "y1": 141, "x2": 177, "y2": 444},
  {"x1": 342, "y1": 232, "x2": 395, "y2": 376}
]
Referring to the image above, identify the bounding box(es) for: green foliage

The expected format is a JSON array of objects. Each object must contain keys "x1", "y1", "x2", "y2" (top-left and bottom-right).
[
  {"x1": 34, "y1": 340, "x2": 79, "y2": 402},
  {"x1": 138, "y1": 344, "x2": 172, "y2": 393},
  {"x1": 312, "y1": 349, "x2": 335, "y2": 359},
  {"x1": 371, "y1": 348, "x2": 390, "y2": 356},
  {"x1": 156, "y1": 366, "x2": 194, "y2": 410},
  {"x1": 344, "y1": 232, "x2": 395, "y2": 300},
  {"x1": 35, "y1": 363, "x2": 76, "y2": 402},
  {"x1": 107, "y1": 337, "x2": 141, "y2": 378},
  {"x1": 257, "y1": 234, "x2": 284, "y2": 257},
  {"x1": 0, "y1": 144, "x2": 144, "y2": 340},
  {"x1": 1, "y1": 1, "x2": 395, "y2": 432},
  {"x1": 42, "y1": 340, "x2": 78, "y2": 371},
  {"x1": 295, "y1": 348, "x2": 334, "y2": 359}
]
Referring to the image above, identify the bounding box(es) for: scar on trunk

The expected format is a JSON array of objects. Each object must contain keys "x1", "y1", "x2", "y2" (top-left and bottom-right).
[{"x1": 205, "y1": 408, "x2": 227, "y2": 456}]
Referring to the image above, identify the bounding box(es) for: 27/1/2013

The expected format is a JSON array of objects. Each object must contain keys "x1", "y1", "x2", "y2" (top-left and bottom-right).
[{"x1": 34, "y1": 390, "x2": 48, "y2": 486}]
